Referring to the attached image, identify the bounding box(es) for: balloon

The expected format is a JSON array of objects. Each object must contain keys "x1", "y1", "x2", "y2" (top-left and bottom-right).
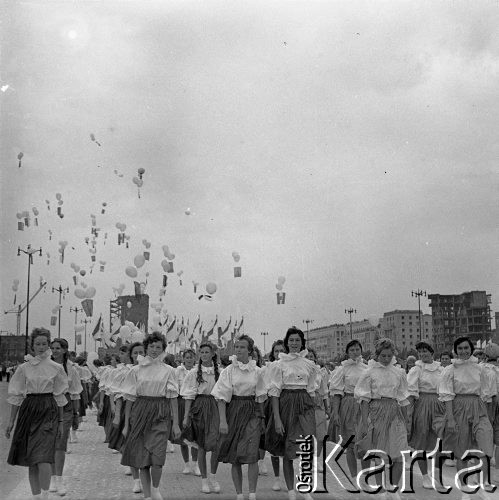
[
  {"x1": 232, "y1": 252, "x2": 240, "y2": 263},
  {"x1": 185, "y1": 208, "x2": 191, "y2": 215},
  {"x1": 119, "y1": 325, "x2": 132, "y2": 341},
  {"x1": 81, "y1": 282, "x2": 87, "y2": 288},
  {"x1": 276, "y1": 284, "x2": 283, "y2": 291},
  {"x1": 18, "y1": 152, "x2": 24, "y2": 160},
  {"x1": 80, "y1": 270, "x2": 86, "y2": 276},
  {"x1": 136, "y1": 179, "x2": 143, "y2": 188},
  {"x1": 132, "y1": 176, "x2": 140, "y2": 185},
  {"x1": 177, "y1": 270, "x2": 183, "y2": 277},
  {"x1": 134, "y1": 254, "x2": 145, "y2": 268},
  {"x1": 206, "y1": 282, "x2": 217, "y2": 295},
  {"x1": 32, "y1": 207, "x2": 39, "y2": 216},
  {"x1": 74, "y1": 288, "x2": 86, "y2": 299},
  {"x1": 125, "y1": 266, "x2": 138, "y2": 278},
  {"x1": 16, "y1": 212, "x2": 23, "y2": 219},
  {"x1": 85, "y1": 287, "x2": 96, "y2": 299},
  {"x1": 13, "y1": 279, "x2": 19, "y2": 285},
  {"x1": 138, "y1": 167, "x2": 145, "y2": 175},
  {"x1": 131, "y1": 331, "x2": 145, "y2": 343},
  {"x1": 22, "y1": 211, "x2": 29, "y2": 218},
  {"x1": 102, "y1": 202, "x2": 107, "y2": 207},
  {"x1": 74, "y1": 265, "x2": 80, "y2": 273},
  {"x1": 161, "y1": 260, "x2": 169, "y2": 272},
  {"x1": 127, "y1": 301, "x2": 132, "y2": 308},
  {"x1": 56, "y1": 193, "x2": 62, "y2": 200},
  {"x1": 278, "y1": 276, "x2": 286, "y2": 284}
]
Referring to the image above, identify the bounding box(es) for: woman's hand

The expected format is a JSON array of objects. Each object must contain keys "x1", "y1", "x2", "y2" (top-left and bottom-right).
[
  {"x1": 331, "y1": 411, "x2": 340, "y2": 427},
  {"x1": 172, "y1": 423, "x2": 181, "y2": 440},
  {"x1": 5, "y1": 422, "x2": 14, "y2": 439},
  {"x1": 122, "y1": 425, "x2": 129, "y2": 438},
  {"x1": 97, "y1": 402, "x2": 103, "y2": 416},
  {"x1": 274, "y1": 418, "x2": 284, "y2": 435},
  {"x1": 446, "y1": 418, "x2": 458, "y2": 433},
  {"x1": 182, "y1": 415, "x2": 190, "y2": 429},
  {"x1": 112, "y1": 413, "x2": 121, "y2": 427},
  {"x1": 219, "y1": 422, "x2": 228, "y2": 434}
]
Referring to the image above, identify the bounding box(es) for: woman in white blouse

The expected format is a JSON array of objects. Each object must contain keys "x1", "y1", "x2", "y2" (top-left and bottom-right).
[
  {"x1": 97, "y1": 354, "x2": 118, "y2": 443},
  {"x1": 181, "y1": 342, "x2": 221, "y2": 494},
  {"x1": 175, "y1": 349, "x2": 200, "y2": 475},
  {"x1": 329, "y1": 339, "x2": 368, "y2": 482},
  {"x1": 407, "y1": 341, "x2": 446, "y2": 492},
  {"x1": 213, "y1": 335, "x2": 267, "y2": 500},
  {"x1": 49, "y1": 338, "x2": 83, "y2": 496},
  {"x1": 120, "y1": 332, "x2": 180, "y2": 500},
  {"x1": 354, "y1": 338, "x2": 409, "y2": 499},
  {"x1": 439, "y1": 336, "x2": 496, "y2": 498},
  {"x1": 265, "y1": 327, "x2": 318, "y2": 500},
  {"x1": 6, "y1": 328, "x2": 69, "y2": 500}
]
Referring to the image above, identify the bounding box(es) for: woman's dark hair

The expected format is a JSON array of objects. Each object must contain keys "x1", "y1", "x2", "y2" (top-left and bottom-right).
[
  {"x1": 119, "y1": 345, "x2": 129, "y2": 353},
  {"x1": 51, "y1": 338, "x2": 69, "y2": 374},
  {"x1": 345, "y1": 340, "x2": 363, "y2": 354},
  {"x1": 235, "y1": 334, "x2": 255, "y2": 355},
  {"x1": 307, "y1": 347, "x2": 318, "y2": 363},
  {"x1": 30, "y1": 327, "x2": 51, "y2": 348},
  {"x1": 196, "y1": 343, "x2": 219, "y2": 385},
  {"x1": 143, "y1": 331, "x2": 167, "y2": 352},
  {"x1": 109, "y1": 353, "x2": 120, "y2": 364},
  {"x1": 164, "y1": 353, "x2": 176, "y2": 367},
  {"x1": 415, "y1": 341, "x2": 434, "y2": 354},
  {"x1": 103, "y1": 354, "x2": 112, "y2": 366},
  {"x1": 219, "y1": 355, "x2": 231, "y2": 368},
  {"x1": 128, "y1": 342, "x2": 144, "y2": 364},
  {"x1": 453, "y1": 336, "x2": 474, "y2": 355},
  {"x1": 269, "y1": 340, "x2": 285, "y2": 362},
  {"x1": 182, "y1": 349, "x2": 196, "y2": 359},
  {"x1": 75, "y1": 356, "x2": 86, "y2": 366},
  {"x1": 93, "y1": 359, "x2": 103, "y2": 367},
  {"x1": 283, "y1": 327, "x2": 306, "y2": 353},
  {"x1": 439, "y1": 351, "x2": 453, "y2": 359},
  {"x1": 252, "y1": 345, "x2": 263, "y2": 367}
]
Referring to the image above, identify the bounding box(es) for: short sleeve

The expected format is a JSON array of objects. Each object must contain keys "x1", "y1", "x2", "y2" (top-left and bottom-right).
[
  {"x1": 407, "y1": 366, "x2": 420, "y2": 398},
  {"x1": 395, "y1": 369, "x2": 410, "y2": 406},
  {"x1": 306, "y1": 363, "x2": 319, "y2": 397},
  {"x1": 267, "y1": 361, "x2": 283, "y2": 398},
  {"x1": 329, "y1": 366, "x2": 345, "y2": 397},
  {"x1": 438, "y1": 365, "x2": 455, "y2": 402},
  {"x1": 480, "y1": 365, "x2": 497, "y2": 402},
  {"x1": 165, "y1": 366, "x2": 179, "y2": 399},
  {"x1": 180, "y1": 369, "x2": 198, "y2": 400},
  {"x1": 354, "y1": 370, "x2": 372, "y2": 402},
  {"x1": 7, "y1": 364, "x2": 27, "y2": 406},
  {"x1": 255, "y1": 368, "x2": 268, "y2": 404},
  {"x1": 53, "y1": 364, "x2": 70, "y2": 407},
  {"x1": 68, "y1": 365, "x2": 83, "y2": 400},
  {"x1": 211, "y1": 366, "x2": 233, "y2": 403},
  {"x1": 120, "y1": 367, "x2": 138, "y2": 402}
]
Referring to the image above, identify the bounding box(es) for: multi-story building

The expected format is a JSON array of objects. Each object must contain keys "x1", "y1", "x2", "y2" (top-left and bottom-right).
[
  {"x1": 429, "y1": 291, "x2": 491, "y2": 352},
  {"x1": 348, "y1": 319, "x2": 379, "y2": 354},
  {"x1": 0, "y1": 334, "x2": 26, "y2": 364},
  {"x1": 379, "y1": 310, "x2": 433, "y2": 352},
  {"x1": 493, "y1": 312, "x2": 499, "y2": 343},
  {"x1": 307, "y1": 324, "x2": 347, "y2": 363}
]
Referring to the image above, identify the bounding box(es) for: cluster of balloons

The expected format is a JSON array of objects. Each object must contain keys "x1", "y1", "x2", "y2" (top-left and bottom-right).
[
  {"x1": 101, "y1": 202, "x2": 107, "y2": 215},
  {"x1": 231, "y1": 251, "x2": 241, "y2": 263},
  {"x1": 275, "y1": 276, "x2": 286, "y2": 291},
  {"x1": 162, "y1": 245, "x2": 175, "y2": 260},
  {"x1": 17, "y1": 152, "x2": 23, "y2": 168},
  {"x1": 125, "y1": 266, "x2": 138, "y2": 278},
  {"x1": 132, "y1": 168, "x2": 145, "y2": 198},
  {"x1": 206, "y1": 282, "x2": 217, "y2": 295},
  {"x1": 16, "y1": 210, "x2": 34, "y2": 230},
  {"x1": 119, "y1": 321, "x2": 145, "y2": 343},
  {"x1": 58, "y1": 240, "x2": 68, "y2": 263},
  {"x1": 74, "y1": 286, "x2": 96, "y2": 300},
  {"x1": 12, "y1": 279, "x2": 20, "y2": 293},
  {"x1": 113, "y1": 283, "x2": 126, "y2": 296}
]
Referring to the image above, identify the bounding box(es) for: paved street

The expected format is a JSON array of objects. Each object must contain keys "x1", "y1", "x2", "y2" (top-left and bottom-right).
[{"x1": 1, "y1": 383, "x2": 498, "y2": 499}]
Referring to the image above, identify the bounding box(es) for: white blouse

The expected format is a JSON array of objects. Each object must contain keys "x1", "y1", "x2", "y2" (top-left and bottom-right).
[
  {"x1": 211, "y1": 358, "x2": 267, "y2": 403},
  {"x1": 66, "y1": 362, "x2": 83, "y2": 400},
  {"x1": 180, "y1": 364, "x2": 218, "y2": 399},
  {"x1": 98, "y1": 366, "x2": 116, "y2": 393},
  {"x1": 120, "y1": 355, "x2": 178, "y2": 402},
  {"x1": 407, "y1": 360, "x2": 443, "y2": 397},
  {"x1": 482, "y1": 363, "x2": 499, "y2": 394},
  {"x1": 329, "y1": 357, "x2": 368, "y2": 396},
  {"x1": 267, "y1": 350, "x2": 318, "y2": 398},
  {"x1": 77, "y1": 365, "x2": 92, "y2": 383},
  {"x1": 107, "y1": 363, "x2": 131, "y2": 399},
  {"x1": 7, "y1": 350, "x2": 69, "y2": 407},
  {"x1": 438, "y1": 356, "x2": 497, "y2": 403},
  {"x1": 354, "y1": 358, "x2": 410, "y2": 406},
  {"x1": 176, "y1": 364, "x2": 190, "y2": 394}
]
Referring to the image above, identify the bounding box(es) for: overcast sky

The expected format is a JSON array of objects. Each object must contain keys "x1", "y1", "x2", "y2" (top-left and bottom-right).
[{"x1": 1, "y1": 1, "x2": 498, "y2": 352}]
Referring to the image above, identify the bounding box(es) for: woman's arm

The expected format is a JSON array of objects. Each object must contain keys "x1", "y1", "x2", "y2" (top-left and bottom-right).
[
  {"x1": 271, "y1": 396, "x2": 284, "y2": 435},
  {"x1": 122, "y1": 399, "x2": 133, "y2": 437},
  {"x1": 5, "y1": 404, "x2": 20, "y2": 438},
  {"x1": 218, "y1": 400, "x2": 228, "y2": 434}
]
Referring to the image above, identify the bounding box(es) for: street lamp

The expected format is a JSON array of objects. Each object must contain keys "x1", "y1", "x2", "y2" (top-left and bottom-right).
[
  {"x1": 345, "y1": 308, "x2": 357, "y2": 339},
  {"x1": 52, "y1": 285, "x2": 70, "y2": 337},
  {"x1": 303, "y1": 319, "x2": 314, "y2": 343},
  {"x1": 70, "y1": 306, "x2": 83, "y2": 351},
  {"x1": 18, "y1": 245, "x2": 42, "y2": 354},
  {"x1": 411, "y1": 289, "x2": 427, "y2": 341},
  {"x1": 260, "y1": 331, "x2": 269, "y2": 354}
]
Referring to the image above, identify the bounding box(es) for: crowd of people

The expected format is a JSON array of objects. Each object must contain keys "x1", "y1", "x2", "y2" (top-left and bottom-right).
[{"x1": 4, "y1": 326, "x2": 499, "y2": 500}]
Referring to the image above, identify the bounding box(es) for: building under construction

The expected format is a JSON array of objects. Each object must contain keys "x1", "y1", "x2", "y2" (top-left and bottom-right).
[{"x1": 429, "y1": 291, "x2": 492, "y2": 352}]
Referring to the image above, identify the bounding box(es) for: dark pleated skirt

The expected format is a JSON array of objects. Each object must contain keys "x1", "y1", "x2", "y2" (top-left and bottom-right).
[
  {"x1": 121, "y1": 396, "x2": 172, "y2": 468},
  {"x1": 108, "y1": 398, "x2": 126, "y2": 451},
  {"x1": 408, "y1": 392, "x2": 446, "y2": 451},
  {"x1": 79, "y1": 386, "x2": 88, "y2": 417},
  {"x1": 98, "y1": 394, "x2": 113, "y2": 442},
  {"x1": 7, "y1": 394, "x2": 58, "y2": 466},
  {"x1": 55, "y1": 395, "x2": 73, "y2": 451},
  {"x1": 492, "y1": 398, "x2": 499, "y2": 446},
  {"x1": 264, "y1": 389, "x2": 316, "y2": 460},
  {"x1": 218, "y1": 396, "x2": 264, "y2": 464},
  {"x1": 169, "y1": 396, "x2": 185, "y2": 445},
  {"x1": 181, "y1": 394, "x2": 219, "y2": 452}
]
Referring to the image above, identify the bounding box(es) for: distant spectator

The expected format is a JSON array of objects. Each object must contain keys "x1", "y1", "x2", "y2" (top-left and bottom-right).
[
  {"x1": 439, "y1": 351, "x2": 453, "y2": 367},
  {"x1": 0, "y1": 363, "x2": 6, "y2": 382},
  {"x1": 219, "y1": 354, "x2": 231, "y2": 368},
  {"x1": 405, "y1": 355, "x2": 417, "y2": 373},
  {"x1": 473, "y1": 349, "x2": 485, "y2": 363}
]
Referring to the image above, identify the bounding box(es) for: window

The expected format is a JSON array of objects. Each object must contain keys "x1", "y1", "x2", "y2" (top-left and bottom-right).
[{"x1": 409, "y1": 316, "x2": 412, "y2": 319}]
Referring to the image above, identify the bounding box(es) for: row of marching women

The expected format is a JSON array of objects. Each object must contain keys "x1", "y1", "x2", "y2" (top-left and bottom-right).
[{"x1": 6, "y1": 326, "x2": 499, "y2": 500}]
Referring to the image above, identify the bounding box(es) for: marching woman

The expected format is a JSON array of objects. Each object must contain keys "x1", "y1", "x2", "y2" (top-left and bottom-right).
[
  {"x1": 354, "y1": 338, "x2": 410, "y2": 500},
  {"x1": 97, "y1": 354, "x2": 118, "y2": 442},
  {"x1": 438, "y1": 336, "x2": 496, "y2": 499},
  {"x1": 5, "y1": 328, "x2": 69, "y2": 500},
  {"x1": 407, "y1": 341, "x2": 446, "y2": 492},
  {"x1": 213, "y1": 335, "x2": 267, "y2": 500},
  {"x1": 120, "y1": 332, "x2": 180, "y2": 500},
  {"x1": 174, "y1": 349, "x2": 200, "y2": 475},
  {"x1": 329, "y1": 340, "x2": 368, "y2": 483},
  {"x1": 265, "y1": 327, "x2": 318, "y2": 500},
  {"x1": 49, "y1": 338, "x2": 83, "y2": 496},
  {"x1": 181, "y1": 342, "x2": 221, "y2": 494},
  {"x1": 262, "y1": 340, "x2": 286, "y2": 492},
  {"x1": 111, "y1": 341, "x2": 144, "y2": 493}
]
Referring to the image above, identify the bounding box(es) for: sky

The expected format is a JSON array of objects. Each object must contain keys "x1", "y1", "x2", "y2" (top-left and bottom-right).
[{"x1": 1, "y1": 0, "x2": 498, "y2": 353}]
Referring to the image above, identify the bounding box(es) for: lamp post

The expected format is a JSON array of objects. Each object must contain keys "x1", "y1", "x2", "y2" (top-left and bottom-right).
[
  {"x1": 81, "y1": 318, "x2": 91, "y2": 353},
  {"x1": 345, "y1": 308, "x2": 357, "y2": 340},
  {"x1": 52, "y1": 285, "x2": 69, "y2": 337},
  {"x1": 260, "y1": 331, "x2": 269, "y2": 354},
  {"x1": 303, "y1": 319, "x2": 314, "y2": 343},
  {"x1": 18, "y1": 245, "x2": 42, "y2": 354},
  {"x1": 411, "y1": 289, "x2": 427, "y2": 341},
  {"x1": 70, "y1": 306, "x2": 83, "y2": 351}
]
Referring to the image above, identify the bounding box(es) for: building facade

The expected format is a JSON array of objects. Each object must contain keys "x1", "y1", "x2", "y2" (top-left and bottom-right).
[
  {"x1": 379, "y1": 310, "x2": 433, "y2": 353},
  {"x1": 0, "y1": 334, "x2": 27, "y2": 364},
  {"x1": 429, "y1": 291, "x2": 491, "y2": 352}
]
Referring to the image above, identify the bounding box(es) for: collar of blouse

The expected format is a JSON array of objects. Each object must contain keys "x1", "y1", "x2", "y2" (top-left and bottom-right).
[
  {"x1": 137, "y1": 352, "x2": 167, "y2": 366},
  {"x1": 25, "y1": 348, "x2": 53, "y2": 365},
  {"x1": 415, "y1": 359, "x2": 441, "y2": 371},
  {"x1": 200, "y1": 364, "x2": 215, "y2": 374},
  {"x1": 342, "y1": 357, "x2": 364, "y2": 366},
  {"x1": 278, "y1": 349, "x2": 309, "y2": 362},
  {"x1": 452, "y1": 355, "x2": 478, "y2": 366},
  {"x1": 229, "y1": 355, "x2": 257, "y2": 371},
  {"x1": 371, "y1": 357, "x2": 397, "y2": 369}
]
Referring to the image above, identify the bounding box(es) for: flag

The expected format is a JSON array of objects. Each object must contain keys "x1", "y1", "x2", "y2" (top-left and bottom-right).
[
  {"x1": 192, "y1": 315, "x2": 200, "y2": 334},
  {"x1": 91, "y1": 316, "x2": 103, "y2": 340},
  {"x1": 167, "y1": 317, "x2": 176, "y2": 333},
  {"x1": 206, "y1": 316, "x2": 218, "y2": 341},
  {"x1": 219, "y1": 317, "x2": 232, "y2": 345},
  {"x1": 277, "y1": 292, "x2": 286, "y2": 305},
  {"x1": 50, "y1": 315, "x2": 57, "y2": 326}
]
